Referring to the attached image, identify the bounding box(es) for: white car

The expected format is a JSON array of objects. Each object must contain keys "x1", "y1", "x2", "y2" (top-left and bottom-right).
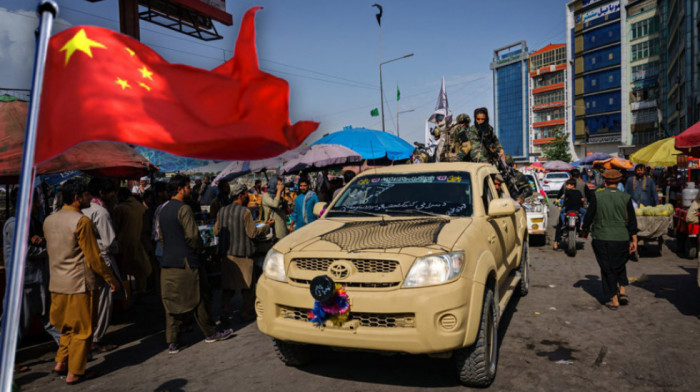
[
  {"x1": 542, "y1": 172, "x2": 570, "y2": 195},
  {"x1": 520, "y1": 171, "x2": 549, "y2": 245}
]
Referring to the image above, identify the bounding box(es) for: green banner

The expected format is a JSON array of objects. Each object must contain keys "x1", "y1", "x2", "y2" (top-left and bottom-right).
[{"x1": 370, "y1": 108, "x2": 379, "y2": 117}]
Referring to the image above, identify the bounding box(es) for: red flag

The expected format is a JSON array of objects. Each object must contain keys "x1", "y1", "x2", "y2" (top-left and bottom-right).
[{"x1": 36, "y1": 7, "x2": 318, "y2": 164}]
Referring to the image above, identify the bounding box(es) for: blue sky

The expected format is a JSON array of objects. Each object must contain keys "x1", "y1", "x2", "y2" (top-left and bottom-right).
[{"x1": 0, "y1": 0, "x2": 568, "y2": 149}]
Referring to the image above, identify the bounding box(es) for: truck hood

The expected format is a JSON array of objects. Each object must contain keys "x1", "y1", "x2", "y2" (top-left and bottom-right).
[{"x1": 273, "y1": 217, "x2": 472, "y2": 258}]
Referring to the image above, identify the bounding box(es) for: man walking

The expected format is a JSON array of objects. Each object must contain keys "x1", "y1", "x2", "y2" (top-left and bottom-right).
[
  {"x1": 262, "y1": 176, "x2": 289, "y2": 240},
  {"x1": 214, "y1": 183, "x2": 273, "y2": 321},
  {"x1": 158, "y1": 174, "x2": 232, "y2": 354},
  {"x1": 581, "y1": 169, "x2": 638, "y2": 310},
  {"x1": 44, "y1": 179, "x2": 119, "y2": 384},
  {"x1": 291, "y1": 178, "x2": 319, "y2": 232},
  {"x1": 82, "y1": 178, "x2": 121, "y2": 353}
]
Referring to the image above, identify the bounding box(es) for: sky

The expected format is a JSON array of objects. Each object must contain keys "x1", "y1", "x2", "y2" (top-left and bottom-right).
[{"x1": 0, "y1": 0, "x2": 569, "y2": 150}]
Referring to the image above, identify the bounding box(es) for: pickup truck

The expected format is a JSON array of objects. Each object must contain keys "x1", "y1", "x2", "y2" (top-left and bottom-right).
[{"x1": 256, "y1": 162, "x2": 529, "y2": 387}]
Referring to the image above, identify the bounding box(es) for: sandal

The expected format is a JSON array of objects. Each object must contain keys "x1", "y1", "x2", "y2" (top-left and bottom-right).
[
  {"x1": 619, "y1": 294, "x2": 629, "y2": 306},
  {"x1": 66, "y1": 370, "x2": 98, "y2": 385},
  {"x1": 604, "y1": 302, "x2": 619, "y2": 311}
]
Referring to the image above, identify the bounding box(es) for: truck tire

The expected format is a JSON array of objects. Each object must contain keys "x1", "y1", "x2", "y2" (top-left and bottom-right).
[
  {"x1": 273, "y1": 339, "x2": 310, "y2": 366},
  {"x1": 454, "y1": 287, "x2": 498, "y2": 387},
  {"x1": 516, "y1": 241, "x2": 529, "y2": 297}
]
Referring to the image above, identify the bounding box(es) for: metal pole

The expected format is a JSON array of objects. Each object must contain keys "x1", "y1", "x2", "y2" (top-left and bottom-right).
[
  {"x1": 379, "y1": 25, "x2": 385, "y2": 132},
  {"x1": 0, "y1": 2, "x2": 57, "y2": 391},
  {"x1": 396, "y1": 99, "x2": 399, "y2": 137}
]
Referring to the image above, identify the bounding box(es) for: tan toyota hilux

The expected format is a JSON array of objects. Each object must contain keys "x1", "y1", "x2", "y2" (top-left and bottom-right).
[{"x1": 256, "y1": 162, "x2": 529, "y2": 387}]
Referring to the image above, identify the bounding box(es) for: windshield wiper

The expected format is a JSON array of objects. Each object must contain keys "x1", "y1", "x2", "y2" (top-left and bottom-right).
[
  {"x1": 385, "y1": 208, "x2": 447, "y2": 218},
  {"x1": 328, "y1": 209, "x2": 386, "y2": 217}
]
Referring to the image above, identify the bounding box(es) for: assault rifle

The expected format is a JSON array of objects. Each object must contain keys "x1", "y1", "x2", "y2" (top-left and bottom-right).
[{"x1": 495, "y1": 156, "x2": 531, "y2": 201}]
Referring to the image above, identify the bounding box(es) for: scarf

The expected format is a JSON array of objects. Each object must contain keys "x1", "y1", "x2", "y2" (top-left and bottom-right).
[{"x1": 91, "y1": 197, "x2": 106, "y2": 207}]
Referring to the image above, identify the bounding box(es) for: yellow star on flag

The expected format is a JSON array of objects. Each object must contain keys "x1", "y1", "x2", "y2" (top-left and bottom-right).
[
  {"x1": 60, "y1": 28, "x2": 107, "y2": 66},
  {"x1": 138, "y1": 66, "x2": 154, "y2": 81},
  {"x1": 125, "y1": 47, "x2": 135, "y2": 56},
  {"x1": 138, "y1": 82, "x2": 151, "y2": 92},
  {"x1": 115, "y1": 77, "x2": 131, "y2": 90}
]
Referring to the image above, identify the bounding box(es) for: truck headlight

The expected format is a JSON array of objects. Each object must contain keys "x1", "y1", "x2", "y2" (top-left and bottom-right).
[
  {"x1": 262, "y1": 249, "x2": 287, "y2": 282},
  {"x1": 403, "y1": 251, "x2": 464, "y2": 288}
]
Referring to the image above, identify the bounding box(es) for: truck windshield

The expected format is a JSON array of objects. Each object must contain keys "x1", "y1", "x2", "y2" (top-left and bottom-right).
[{"x1": 328, "y1": 171, "x2": 473, "y2": 217}]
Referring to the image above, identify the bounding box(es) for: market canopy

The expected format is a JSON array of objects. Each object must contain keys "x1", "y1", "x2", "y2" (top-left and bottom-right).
[
  {"x1": 281, "y1": 144, "x2": 362, "y2": 174},
  {"x1": 312, "y1": 126, "x2": 414, "y2": 160},
  {"x1": 213, "y1": 144, "x2": 311, "y2": 183},
  {"x1": 675, "y1": 119, "x2": 700, "y2": 157},
  {"x1": 0, "y1": 97, "x2": 156, "y2": 182},
  {"x1": 134, "y1": 146, "x2": 211, "y2": 173},
  {"x1": 629, "y1": 137, "x2": 680, "y2": 167},
  {"x1": 592, "y1": 157, "x2": 634, "y2": 170},
  {"x1": 543, "y1": 160, "x2": 573, "y2": 171}
]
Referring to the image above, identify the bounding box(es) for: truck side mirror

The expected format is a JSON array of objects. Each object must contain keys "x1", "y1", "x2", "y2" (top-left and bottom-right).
[{"x1": 313, "y1": 202, "x2": 328, "y2": 218}]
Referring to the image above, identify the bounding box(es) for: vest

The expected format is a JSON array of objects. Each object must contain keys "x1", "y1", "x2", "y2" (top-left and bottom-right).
[
  {"x1": 160, "y1": 200, "x2": 200, "y2": 268},
  {"x1": 44, "y1": 207, "x2": 97, "y2": 294},
  {"x1": 592, "y1": 188, "x2": 631, "y2": 241},
  {"x1": 219, "y1": 203, "x2": 255, "y2": 258}
]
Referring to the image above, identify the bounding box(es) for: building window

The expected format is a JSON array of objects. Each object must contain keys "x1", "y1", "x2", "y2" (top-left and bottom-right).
[
  {"x1": 609, "y1": 97, "x2": 614, "y2": 105},
  {"x1": 631, "y1": 39, "x2": 659, "y2": 62},
  {"x1": 631, "y1": 17, "x2": 659, "y2": 41},
  {"x1": 591, "y1": 79, "x2": 597, "y2": 86}
]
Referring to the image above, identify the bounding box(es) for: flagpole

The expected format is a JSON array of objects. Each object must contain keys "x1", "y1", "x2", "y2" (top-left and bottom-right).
[
  {"x1": 379, "y1": 24, "x2": 384, "y2": 133},
  {"x1": 0, "y1": 2, "x2": 58, "y2": 391}
]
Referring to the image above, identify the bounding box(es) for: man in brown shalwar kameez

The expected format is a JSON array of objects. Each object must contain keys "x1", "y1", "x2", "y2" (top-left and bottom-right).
[{"x1": 44, "y1": 179, "x2": 120, "y2": 384}]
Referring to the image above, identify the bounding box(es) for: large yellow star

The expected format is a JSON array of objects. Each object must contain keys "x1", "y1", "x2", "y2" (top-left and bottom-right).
[
  {"x1": 138, "y1": 66, "x2": 153, "y2": 81},
  {"x1": 115, "y1": 77, "x2": 131, "y2": 90},
  {"x1": 60, "y1": 29, "x2": 107, "y2": 66}
]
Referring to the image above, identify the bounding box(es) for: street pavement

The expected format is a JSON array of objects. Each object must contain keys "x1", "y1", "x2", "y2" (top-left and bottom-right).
[{"x1": 14, "y1": 206, "x2": 700, "y2": 391}]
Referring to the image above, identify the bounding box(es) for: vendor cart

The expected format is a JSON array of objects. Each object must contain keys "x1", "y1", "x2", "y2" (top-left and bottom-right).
[
  {"x1": 634, "y1": 215, "x2": 672, "y2": 257},
  {"x1": 673, "y1": 208, "x2": 700, "y2": 258}
]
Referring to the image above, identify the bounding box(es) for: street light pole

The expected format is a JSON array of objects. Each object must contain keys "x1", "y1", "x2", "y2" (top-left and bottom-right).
[
  {"x1": 397, "y1": 109, "x2": 414, "y2": 138},
  {"x1": 379, "y1": 53, "x2": 413, "y2": 132}
]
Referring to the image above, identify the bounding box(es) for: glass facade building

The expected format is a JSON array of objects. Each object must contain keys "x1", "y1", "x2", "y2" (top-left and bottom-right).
[
  {"x1": 567, "y1": 0, "x2": 628, "y2": 157},
  {"x1": 490, "y1": 41, "x2": 529, "y2": 161}
]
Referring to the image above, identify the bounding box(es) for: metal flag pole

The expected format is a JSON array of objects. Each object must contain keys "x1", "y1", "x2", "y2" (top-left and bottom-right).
[{"x1": 0, "y1": 2, "x2": 58, "y2": 391}]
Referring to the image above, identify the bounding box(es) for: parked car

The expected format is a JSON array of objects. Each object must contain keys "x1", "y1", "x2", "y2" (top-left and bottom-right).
[
  {"x1": 256, "y1": 162, "x2": 529, "y2": 387},
  {"x1": 542, "y1": 171, "x2": 570, "y2": 195},
  {"x1": 520, "y1": 170, "x2": 549, "y2": 246}
]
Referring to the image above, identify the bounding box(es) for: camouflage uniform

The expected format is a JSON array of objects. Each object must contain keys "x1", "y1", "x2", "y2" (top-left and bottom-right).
[
  {"x1": 456, "y1": 125, "x2": 503, "y2": 163},
  {"x1": 503, "y1": 155, "x2": 533, "y2": 201}
]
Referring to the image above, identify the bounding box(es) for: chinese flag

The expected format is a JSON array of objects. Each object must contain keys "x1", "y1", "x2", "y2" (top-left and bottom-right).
[{"x1": 36, "y1": 7, "x2": 318, "y2": 164}]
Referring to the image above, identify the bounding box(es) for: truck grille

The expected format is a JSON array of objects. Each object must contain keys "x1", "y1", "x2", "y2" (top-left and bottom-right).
[
  {"x1": 289, "y1": 278, "x2": 400, "y2": 288},
  {"x1": 279, "y1": 306, "x2": 415, "y2": 328},
  {"x1": 293, "y1": 258, "x2": 399, "y2": 273}
]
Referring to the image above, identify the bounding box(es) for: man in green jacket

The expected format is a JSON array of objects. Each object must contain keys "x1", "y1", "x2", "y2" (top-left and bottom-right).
[{"x1": 581, "y1": 169, "x2": 639, "y2": 310}]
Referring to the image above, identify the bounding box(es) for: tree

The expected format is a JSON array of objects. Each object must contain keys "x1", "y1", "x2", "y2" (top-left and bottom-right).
[{"x1": 542, "y1": 129, "x2": 572, "y2": 162}]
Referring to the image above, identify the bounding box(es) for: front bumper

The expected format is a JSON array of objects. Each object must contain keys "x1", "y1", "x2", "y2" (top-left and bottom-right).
[{"x1": 256, "y1": 276, "x2": 480, "y2": 354}]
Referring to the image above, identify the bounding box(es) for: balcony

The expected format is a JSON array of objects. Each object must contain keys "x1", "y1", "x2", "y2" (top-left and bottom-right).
[{"x1": 532, "y1": 82, "x2": 565, "y2": 95}]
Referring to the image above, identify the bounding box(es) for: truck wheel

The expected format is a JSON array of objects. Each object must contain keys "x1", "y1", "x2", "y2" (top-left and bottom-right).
[
  {"x1": 454, "y1": 287, "x2": 498, "y2": 387},
  {"x1": 273, "y1": 339, "x2": 310, "y2": 366},
  {"x1": 566, "y1": 230, "x2": 577, "y2": 257},
  {"x1": 516, "y1": 242, "x2": 529, "y2": 297}
]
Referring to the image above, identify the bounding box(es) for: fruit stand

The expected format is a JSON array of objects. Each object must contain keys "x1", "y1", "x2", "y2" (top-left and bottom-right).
[{"x1": 634, "y1": 204, "x2": 674, "y2": 257}]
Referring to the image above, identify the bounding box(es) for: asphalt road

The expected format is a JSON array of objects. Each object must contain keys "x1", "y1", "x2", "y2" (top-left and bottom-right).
[{"x1": 14, "y1": 207, "x2": 700, "y2": 391}]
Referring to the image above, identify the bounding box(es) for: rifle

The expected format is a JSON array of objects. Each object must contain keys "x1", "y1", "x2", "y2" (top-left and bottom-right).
[{"x1": 496, "y1": 156, "x2": 523, "y2": 200}]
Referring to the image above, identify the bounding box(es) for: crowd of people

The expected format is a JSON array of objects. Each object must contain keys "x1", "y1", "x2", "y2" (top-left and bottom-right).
[{"x1": 0, "y1": 169, "x2": 360, "y2": 384}]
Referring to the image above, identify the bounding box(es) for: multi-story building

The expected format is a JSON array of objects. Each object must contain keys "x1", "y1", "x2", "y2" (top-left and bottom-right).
[
  {"x1": 490, "y1": 41, "x2": 530, "y2": 162},
  {"x1": 567, "y1": 0, "x2": 628, "y2": 158},
  {"x1": 658, "y1": 0, "x2": 699, "y2": 136},
  {"x1": 626, "y1": 0, "x2": 661, "y2": 147},
  {"x1": 528, "y1": 44, "x2": 570, "y2": 160}
]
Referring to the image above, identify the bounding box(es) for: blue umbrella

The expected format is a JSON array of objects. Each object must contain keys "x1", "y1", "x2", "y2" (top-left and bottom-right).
[
  {"x1": 581, "y1": 152, "x2": 612, "y2": 165},
  {"x1": 312, "y1": 126, "x2": 414, "y2": 160}
]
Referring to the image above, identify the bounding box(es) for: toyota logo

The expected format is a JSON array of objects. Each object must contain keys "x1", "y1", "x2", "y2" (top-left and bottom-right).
[{"x1": 329, "y1": 261, "x2": 351, "y2": 279}]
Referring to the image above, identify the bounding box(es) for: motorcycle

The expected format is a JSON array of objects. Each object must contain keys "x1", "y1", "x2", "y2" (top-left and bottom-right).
[{"x1": 560, "y1": 210, "x2": 581, "y2": 257}]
